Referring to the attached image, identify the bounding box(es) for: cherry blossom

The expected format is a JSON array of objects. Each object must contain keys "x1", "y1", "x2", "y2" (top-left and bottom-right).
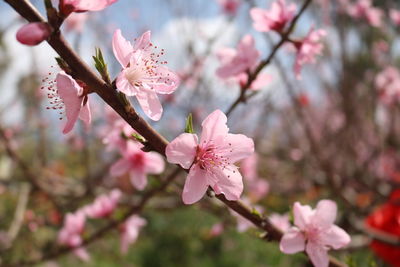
[
  {"x1": 280, "y1": 200, "x2": 351, "y2": 267},
  {"x1": 375, "y1": 66, "x2": 400, "y2": 105},
  {"x1": 347, "y1": 0, "x2": 383, "y2": 27},
  {"x1": 166, "y1": 109, "x2": 254, "y2": 204},
  {"x1": 292, "y1": 27, "x2": 326, "y2": 79},
  {"x1": 52, "y1": 71, "x2": 91, "y2": 134},
  {"x1": 390, "y1": 9, "x2": 400, "y2": 26},
  {"x1": 113, "y1": 29, "x2": 180, "y2": 121},
  {"x1": 84, "y1": 189, "x2": 122, "y2": 218},
  {"x1": 216, "y1": 35, "x2": 260, "y2": 79},
  {"x1": 110, "y1": 141, "x2": 165, "y2": 190},
  {"x1": 16, "y1": 22, "x2": 51, "y2": 46},
  {"x1": 217, "y1": 0, "x2": 241, "y2": 16},
  {"x1": 250, "y1": 0, "x2": 296, "y2": 33},
  {"x1": 58, "y1": 210, "x2": 90, "y2": 261},
  {"x1": 120, "y1": 215, "x2": 147, "y2": 254},
  {"x1": 59, "y1": 0, "x2": 117, "y2": 16}
]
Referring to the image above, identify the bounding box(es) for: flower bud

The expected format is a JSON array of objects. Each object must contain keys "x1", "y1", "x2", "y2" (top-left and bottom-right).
[{"x1": 16, "y1": 22, "x2": 51, "y2": 46}]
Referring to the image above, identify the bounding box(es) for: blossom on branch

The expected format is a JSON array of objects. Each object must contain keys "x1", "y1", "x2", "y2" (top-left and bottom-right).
[
  {"x1": 347, "y1": 0, "x2": 383, "y2": 27},
  {"x1": 16, "y1": 22, "x2": 51, "y2": 46},
  {"x1": 84, "y1": 189, "x2": 122, "y2": 219},
  {"x1": 59, "y1": 0, "x2": 117, "y2": 16},
  {"x1": 280, "y1": 200, "x2": 351, "y2": 267},
  {"x1": 120, "y1": 215, "x2": 147, "y2": 254},
  {"x1": 166, "y1": 109, "x2": 254, "y2": 204},
  {"x1": 113, "y1": 30, "x2": 180, "y2": 121},
  {"x1": 110, "y1": 141, "x2": 165, "y2": 190},
  {"x1": 250, "y1": 0, "x2": 296, "y2": 33}
]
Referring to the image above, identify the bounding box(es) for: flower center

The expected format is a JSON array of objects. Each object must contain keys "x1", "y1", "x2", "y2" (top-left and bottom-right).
[{"x1": 195, "y1": 144, "x2": 229, "y2": 171}]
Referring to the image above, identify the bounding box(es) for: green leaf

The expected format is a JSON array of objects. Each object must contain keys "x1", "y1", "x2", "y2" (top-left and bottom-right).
[
  {"x1": 185, "y1": 113, "x2": 194, "y2": 134},
  {"x1": 92, "y1": 47, "x2": 111, "y2": 84},
  {"x1": 131, "y1": 133, "x2": 146, "y2": 143}
]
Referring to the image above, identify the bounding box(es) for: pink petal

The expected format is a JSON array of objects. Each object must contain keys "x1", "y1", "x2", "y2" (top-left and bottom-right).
[
  {"x1": 200, "y1": 109, "x2": 229, "y2": 144},
  {"x1": 166, "y1": 133, "x2": 198, "y2": 169},
  {"x1": 135, "y1": 89, "x2": 163, "y2": 121},
  {"x1": 56, "y1": 71, "x2": 83, "y2": 134},
  {"x1": 144, "y1": 152, "x2": 165, "y2": 174},
  {"x1": 320, "y1": 225, "x2": 351, "y2": 249},
  {"x1": 219, "y1": 133, "x2": 254, "y2": 163},
  {"x1": 116, "y1": 71, "x2": 137, "y2": 96},
  {"x1": 110, "y1": 158, "x2": 131, "y2": 177},
  {"x1": 133, "y1": 31, "x2": 151, "y2": 51},
  {"x1": 16, "y1": 22, "x2": 51, "y2": 46},
  {"x1": 112, "y1": 29, "x2": 133, "y2": 67},
  {"x1": 280, "y1": 227, "x2": 306, "y2": 254},
  {"x1": 293, "y1": 202, "x2": 313, "y2": 230},
  {"x1": 151, "y1": 66, "x2": 180, "y2": 94},
  {"x1": 312, "y1": 199, "x2": 337, "y2": 228},
  {"x1": 79, "y1": 99, "x2": 91, "y2": 129},
  {"x1": 73, "y1": 0, "x2": 117, "y2": 12},
  {"x1": 306, "y1": 242, "x2": 329, "y2": 267},
  {"x1": 129, "y1": 169, "x2": 147, "y2": 190},
  {"x1": 73, "y1": 247, "x2": 90, "y2": 262},
  {"x1": 182, "y1": 165, "x2": 209, "y2": 204},
  {"x1": 211, "y1": 165, "x2": 243, "y2": 201}
]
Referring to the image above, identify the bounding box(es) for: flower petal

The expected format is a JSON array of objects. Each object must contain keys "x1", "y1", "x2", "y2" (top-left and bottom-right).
[
  {"x1": 144, "y1": 152, "x2": 165, "y2": 174},
  {"x1": 211, "y1": 165, "x2": 243, "y2": 201},
  {"x1": 320, "y1": 225, "x2": 351, "y2": 249},
  {"x1": 135, "y1": 89, "x2": 163, "y2": 121},
  {"x1": 116, "y1": 71, "x2": 137, "y2": 96},
  {"x1": 56, "y1": 71, "x2": 83, "y2": 134},
  {"x1": 280, "y1": 227, "x2": 306, "y2": 254},
  {"x1": 293, "y1": 202, "x2": 313, "y2": 230},
  {"x1": 112, "y1": 29, "x2": 133, "y2": 67},
  {"x1": 79, "y1": 99, "x2": 91, "y2": 128},
  {"x1": 182, "y1": 165, "x2": 209, "y2": 204},
  {"x1": 166, "y1": 133, "x2": 198, "y2": 169},
  {"x1": 312, "y1": 199, "x2": 337, "y2": 228},
  {"x1": 129, "y1": 169, "x2": 147, "y2": 190},
  {"x1": 200, "y1": 109, "x2": 229, "y2": 144},
  {"x1": 133, "y1": 31, "x2": 151, "y2": 51},
  {"x1": 219, "y1": 133, "x2": 254, "y2": 163},
  {"x1": 306, "y1": 242, "x2": 329, "y2": 267},
  {"x1": 151, "y1": 65, "x2": 180, "y2": 94},
  {"x1": 110, "y1": 158, "x2": 131, "y2": 177}
]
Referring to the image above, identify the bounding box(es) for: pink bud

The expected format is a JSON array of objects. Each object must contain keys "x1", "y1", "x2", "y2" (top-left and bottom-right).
[{"x1": 16, "y1": 22, "x2": 51, "y2": 46}]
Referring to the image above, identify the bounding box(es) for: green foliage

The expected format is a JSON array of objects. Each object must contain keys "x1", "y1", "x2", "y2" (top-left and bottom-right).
[
  {"x1": 185, "y1": 113, "x2": 194, "y2": 134},
  {"x1": 93, "y1": 48, "x2": 111, "y2": 84}
]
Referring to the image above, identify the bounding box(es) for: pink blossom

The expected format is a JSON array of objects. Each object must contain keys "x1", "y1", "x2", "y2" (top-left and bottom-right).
[
  {"x1": 216, "y1": 35, "x2": 260, "y2": 79},
  {"x1": 59, "y1": 0, "x2": 117, "y2": 16},
  {"x1": 250, "y1": 0, "x2": 296, "y2": 33},
  {"x1": 110, "y1": 141, "x2": 165, "y2": 190},
  {"x1": 166, "y1": 109, "x2": 254, "y2": 204},
  {"x1": 53, "y1": 71, "x2": 91, "y2": 134},
  {"x1": 113, "y1": 29, "x2": 180, "y2": 121},
  {"x1": 390, "y1": 9, "x2": 400, "y2": 26},
  {"x1": 240, "y1": 153, "x2": 269, "y2": 202},
  {"x1": 347, "y1": 0, "x2": 383, "y2": 27},
  {"x1": 58, "y1": 210, "x2": 90, "y2": 261},
  {"x1": 237, "y1": 72, "x2": 272, "y2": 90},
  {"x1": 84, "y1": 189, "x2": 121, "y2": 218},
  {"x1": 209, "y1": 222, "x2": 224, "y2": 237},
  {"x1": 269, "y1": 213, "x2": 290, "y2": 232},
  {"x1": 65, "y1": 13, "x2": 88, "y2": 33},
  {"x1": 293, "y1": 28, "x2": 326, "y2": 79},
  {"x1": 120, "y1": 215, "x2": 147, "y2": 254},
  {"x1": 280, "y1": 200, "x2": 351, "y2": 267},
  {"x1": 375, "y1": 66, "x2": 400, "y2": 105},
  {"x1": 16, "y1": 22, "x2": 51, "y2": 46},
  {"x1": 217, "y1": 0, "x2": 241, "y2": 15}
]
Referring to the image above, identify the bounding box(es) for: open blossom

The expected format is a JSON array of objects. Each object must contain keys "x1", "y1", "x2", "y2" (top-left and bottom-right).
[
  {"x1": 84, "y1": 189, "x2": 121, "y2": 218},
  {"x1": 53, "y1": 71, "x2": 91, "y2": 134},
  {"x1": 280, "y1": 200, "x2": 351, "y2": 267},
  {"x1": 110, "y1": 141, "x2": 165, "y2": 190},
  {"x1": 59, "y1": 0, "x2": 117, "y2": 16},
  {"x1": 58, "y1": 210, "x2": 90, "y2": 261},
  {"x1": 166, "y1": 109, "x2": 254, "y2": 204},
  {"x1": 347, "y1": 0, "x2": 383, "y2": 27},
  {"x1": 216, "y1": 35, "x2": 260, "y2": 79},
  {"x1": 217, "y1": 0, "x2": 241, "y2": 15},
  {"x1": 269, "y1": 213, "x2": 290, "y2": 233},
  {"x1": 120, "y1": 215, "x2": 147, "y2": 254},
  {"x1": 293, "y1": 27, "x2": 326, "y2": 79},
  {"x1": 365, "y1": 190, "x2": 400, "y2": 267},
  {"x1": 390, "y1": 9, "x2": 400, "y2": 26},
  {"x1": 16, "y1": 22, "x2": 51, "y2": 46},
  {"x1": 250, "y1": 0, "x2": 296, "y2": 33},
  {"x1": 113, "y1": 29, "x2": 180, "y2": 121},
  {"x1": 240, "y1": 153, "x2": 269, "y2": 202},
  {"x1": 375, "y1": 66, "x2": 400, "y2": 105}
]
